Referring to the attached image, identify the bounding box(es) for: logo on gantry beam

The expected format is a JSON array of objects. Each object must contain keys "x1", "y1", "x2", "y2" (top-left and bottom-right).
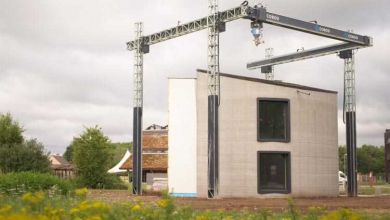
[{"x1": 315, "y1": 25, "x2": 330, "y2": 34}]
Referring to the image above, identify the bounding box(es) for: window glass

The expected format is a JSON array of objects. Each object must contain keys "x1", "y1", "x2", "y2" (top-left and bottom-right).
[
  {"x1": 258, "y1": 100, "x2": 289, "y2": 141},
  {"x1": 258, "y1": 152, "x2": 290, "y2": 194}
]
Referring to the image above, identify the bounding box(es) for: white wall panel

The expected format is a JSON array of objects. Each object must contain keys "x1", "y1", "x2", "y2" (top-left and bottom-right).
[{"x1": 168, "y1": 78, "x2": 197, "y2": 197}]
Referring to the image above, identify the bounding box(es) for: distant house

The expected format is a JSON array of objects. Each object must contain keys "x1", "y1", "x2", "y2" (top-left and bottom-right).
[
  {"x1": 118, "y1": 125, "x2": 168, "y2": 185},
  {"x1": 49, "y1": 155, "x2": 74, "y2": 179}
]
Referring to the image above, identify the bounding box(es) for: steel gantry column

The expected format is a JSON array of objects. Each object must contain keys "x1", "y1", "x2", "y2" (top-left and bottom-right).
[
  {"x1": 263, "y1": 48, "x2": 274, "y2": 80},
  {"x1": 339, "y1": 49, "x2": 357, "y2": 197},
  {"x1": 132, "y1": 22, "x2": 143, "y2": 195},
  {"x1": 207, "y1": 0, "x2": 220, "y2": 198}
]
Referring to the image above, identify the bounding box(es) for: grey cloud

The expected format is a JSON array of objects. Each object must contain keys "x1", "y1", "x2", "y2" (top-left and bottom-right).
[{"x1": 0, "y1": 0, "x2": 389, "y2": 153}]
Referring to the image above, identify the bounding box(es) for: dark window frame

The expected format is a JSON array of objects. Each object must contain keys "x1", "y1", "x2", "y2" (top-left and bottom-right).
[
  {"x1": 257, "y1": 151, "x2": 291, "y2": 194},
  {"x1": 257, "y1": 98, "x2": 291, "y2": 142}
]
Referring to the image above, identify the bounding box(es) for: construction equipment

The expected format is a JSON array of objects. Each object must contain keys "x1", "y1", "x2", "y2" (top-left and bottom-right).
[
  {"x1": 263, "y1": 48, "x2": 274, "y2": 80},
  {"x1": 127, "y1": 1, "x2": 372, "y2": 197},
  {"x1": 132, "y1": 22, "x2": 143, "y2": 195}
]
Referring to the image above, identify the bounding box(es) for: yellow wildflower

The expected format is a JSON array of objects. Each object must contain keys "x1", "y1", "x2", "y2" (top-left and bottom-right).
[
  {"x1": 54, "y1": 208, "x2": 65, "y2": 216},
  {"x1": 131, "y1": 204, "x2": 141, "y2": 212},
  {"x1": 75, "y1": 188, "x2": 88, "y2": 199},
  {"x1": 91, "y1": 201, "x2": 110, "y2": 212},
  {"x1": 1, "y1": 213, "x2": 35, "y2": 220},
  {"x1": 22, "y1": 191, "x2": 45, "y2": 205},
  {"x1": 196, "y1": 215, "x2": 208, "y2": 220},
  {"x1": 44, "y1": 206, "x2": 64, "y2": 220},
  {"x1": 78, "y1": 201, "x2": 90, "y2": 211},
  {"x1": 320, "y1": 208, "x2": 361, "y2": 220},
  {"x1": 70, "y1": 208, "x2": 80, "y2": 215},
  {"x1": 86, "y1": 215, "x2": 102, "y2": 220},
  {"x1": 0, "y1": 204, "x2": 12, "y2": 213},
  {"x1": 157, "y1": 199, "x2": 169, "y2": 208},
  {"x1": 37, "y1": 214, "x2": 50, "y2": 220}
]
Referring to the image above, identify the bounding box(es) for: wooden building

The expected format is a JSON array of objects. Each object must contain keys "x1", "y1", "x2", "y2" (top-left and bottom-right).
[
  {"x1": 120, "y1": 125, "x2": 168, "y2": 185},
  {"x1": 49, "y1": 155, "x2": 74, "y2": 179}
]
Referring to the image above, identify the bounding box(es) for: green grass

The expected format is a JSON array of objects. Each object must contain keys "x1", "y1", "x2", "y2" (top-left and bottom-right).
[
  {"x1": 1, "y1": 190, "x2": 390, "y2": 220},
  {"x1": 381, "y1": 187, "x2": 390, "y2": 194},
  {"x1": 0, "y1": 172, "x2": 74, "y2": 195},
  {"x1": 359, "y1": 186, "x2": 376, "y2": 195},
  {"x1": 358, "y1": 184, "x2": 390, "y2": 195}
]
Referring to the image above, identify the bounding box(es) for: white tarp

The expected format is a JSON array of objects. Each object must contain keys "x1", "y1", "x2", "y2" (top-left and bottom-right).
[{"x1": 107, "y1": 150, "x2": 131, "y2": 174}]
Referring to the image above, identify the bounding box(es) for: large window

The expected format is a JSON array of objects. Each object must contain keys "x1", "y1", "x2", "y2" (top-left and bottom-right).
[
  {"x1": 257, "y1": 98, "x2": 290, "y2": 142},
  {"x1": 257, "y1": 152, "x2": 291, "y2": 194}
]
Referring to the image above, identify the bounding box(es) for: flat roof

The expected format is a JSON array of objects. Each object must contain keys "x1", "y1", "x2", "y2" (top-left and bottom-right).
[{"x1": 196, "y1": 69, "x2": 337, "y2": 94}]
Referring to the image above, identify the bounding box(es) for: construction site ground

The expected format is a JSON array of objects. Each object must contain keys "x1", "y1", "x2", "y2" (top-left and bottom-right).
[{"x1": 89, "y1": 190, "x2": 390, "y2": 213}]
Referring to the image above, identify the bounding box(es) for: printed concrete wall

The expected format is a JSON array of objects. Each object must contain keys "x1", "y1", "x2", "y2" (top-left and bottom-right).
[
  {"x1": 168, "y1": 78, "x2": 198, "y2": 196},
  {"x1": 196, "y1": 71, "x2": 338, "y2": 198}
]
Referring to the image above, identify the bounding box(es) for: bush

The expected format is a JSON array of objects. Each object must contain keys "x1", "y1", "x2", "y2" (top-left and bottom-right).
[
  {"x1": 0, "y1": 140, "x2": 51, "y2": 173},
  {"x1": 0, "y1": 113, "x2": 51, "y2": 173},
  {"x1": 101, "y1": 175, "x2": 128, "y2": 190},
  {"x1": 72, "y1": 126, "x2": 113, "y2": 188},
  {"x1": 0, "y1": 172, "x2": 74, "y2": 195},
  {"x1": 75, "y1": 174, "x2": 127, "y2": 190}
]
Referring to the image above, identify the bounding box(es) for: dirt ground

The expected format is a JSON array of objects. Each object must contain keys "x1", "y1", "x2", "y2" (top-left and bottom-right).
[{"x1": 89, "y1": 190, "x2": 390, "y2": 212}]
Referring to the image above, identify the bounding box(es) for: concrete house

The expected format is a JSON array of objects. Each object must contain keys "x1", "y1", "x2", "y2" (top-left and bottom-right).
[{"x1": 168, "y1": 69, "x2": 338, "y2": 198}]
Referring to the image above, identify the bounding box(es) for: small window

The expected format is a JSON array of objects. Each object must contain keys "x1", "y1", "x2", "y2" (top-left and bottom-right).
[
  {"x1": 258, "y1": 151, "x2": 291, "y2": 194},
  {"x1": 257, "y1": 98, "x2": 290, "y2": 142}
]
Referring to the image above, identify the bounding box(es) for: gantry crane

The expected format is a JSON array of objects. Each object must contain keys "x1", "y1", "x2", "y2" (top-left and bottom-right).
[
  {"x1": 263, "y1": 48, "x2": 274, "y2": 80},
  {"x1": 127, "y1": 1, "x2": 372, "y2": 197}
]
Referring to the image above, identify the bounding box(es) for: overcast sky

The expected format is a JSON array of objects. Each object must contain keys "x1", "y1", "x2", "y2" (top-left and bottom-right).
[{"x1": 1, "y1": 0, "x2": 389, "y2": 154}]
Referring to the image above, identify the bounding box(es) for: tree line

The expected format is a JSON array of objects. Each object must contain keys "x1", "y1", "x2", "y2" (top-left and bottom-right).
[
  {"x1": 0, "y1": 113, "x2": 51, "y2": 173},
  {"x1": 338, "y1": 145, "x2": 385, "y2": 175},
  {"x1": 0, "y1": 113, "x2": 130, "y2": 189}
]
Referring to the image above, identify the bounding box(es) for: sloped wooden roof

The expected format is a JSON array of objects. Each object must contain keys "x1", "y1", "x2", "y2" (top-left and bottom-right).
[
  {"x1": 143, "y1": 130, "x2": 168, "y2": 150},
  {"x1": 120, "y1": 154, "x2": 167, "y2": 171},
  {"x1": 50, "y1": 155, "x2": 74, "y2": 170},
  {"x1": 50, "y1": 155, "x2": 70, "y2": 165}
]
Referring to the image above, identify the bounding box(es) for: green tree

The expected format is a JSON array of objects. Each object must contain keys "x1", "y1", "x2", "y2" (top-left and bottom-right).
[
  {"x1": 0, "y1": 113, "x2": 23, "y2": 145},
  {"x1": 0, "y1": 113, "x2": 50, "y2": 173},
  {"x1": 339, "y1": 145, "x2": 384, "y2": 175},
  {"x1": 357, "y1": 144, "x2": 384, "y2": 175},
  {"x1": 72, "y1": 126, "x2": 113, "y2": 188},
  {"x1": 338, "y1": 145, "x2": 347, "y2": 172},
  {"x1": 67, "y1": 142, "x2": 132, "y2": 168},
  {"x1": 63, "y1": 145, "x2": 73, "y2": 162}
]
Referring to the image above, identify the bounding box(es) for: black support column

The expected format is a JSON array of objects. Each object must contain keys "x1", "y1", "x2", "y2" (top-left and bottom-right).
[
  {"x1": 208, "y1": 95, "x2": 219, "y2": 198},
  {"x1": 339, "y1": 49, "x2": 357, "y2": 197},
  {"x1": 132, "y1": 22, "x2": 145, "y2": 195},
  {"x1": 385, "y1": 130, "x2": 390, "y2": 183},
  {"x1": 132, "y1": 107, "x2": 142, "y2": 195},
  {"x1": 346, "y1": 111, "x2": 357, "y2": 196}
]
